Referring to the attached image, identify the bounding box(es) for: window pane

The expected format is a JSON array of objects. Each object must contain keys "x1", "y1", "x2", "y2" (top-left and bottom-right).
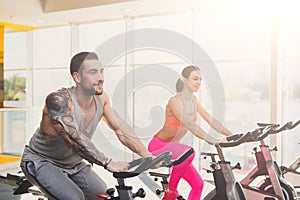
[
  {"x1": 280, "y1": 11, "x2": 300, "y2": 165},
  {"x1": 79, "y1": 20, "x2": 125, "y2": 66},
  {"x1": 197, "y1": 9, "x2": 272, "y2": 60},
  {"x1": 4, "y1": 70, "x2": 27, "y2": 107},
  {"x1": 33, "y1": 26, "x2": 70, "y2": 68},
  {"x1": 196, "y1": 7, "x2": 272, "y2": 171},
  {"x1": 3, "y1": 109, "x2": 26, "y2": 154},
  {"x1": 134, "y1": 13, "x2": 193, "y2": 64},
  {"x1": 134, "y1": 13, "x2": 193, "y2": 39},
  {"x1": 282, "y1": 62, "x2": 300, "y2": 165},
  {"x1": 4, "y1": 31, "x2": 27, "y2": 69},
  {"x1": 214, "y1": 61, "x2": 270, "y2": 170},
  {"x1": 32, "y1": 69, "x2": 71, "y2": 107}
]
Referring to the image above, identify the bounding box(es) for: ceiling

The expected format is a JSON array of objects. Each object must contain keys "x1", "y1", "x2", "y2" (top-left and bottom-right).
[{"x1": 0, "y1": 0, "x2": 222, "y2": 30}]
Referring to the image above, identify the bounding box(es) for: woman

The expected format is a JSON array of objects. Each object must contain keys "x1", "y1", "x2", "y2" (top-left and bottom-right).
[{"x1": 148, "y1": 66, "x2": 233, "y2": 200}]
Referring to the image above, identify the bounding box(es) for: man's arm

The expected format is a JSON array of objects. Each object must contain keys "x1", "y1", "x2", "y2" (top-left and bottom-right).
[
  {"x1": 45, "y1": 90, "x2": 109, "y2": 166},
  {"x1": 100, "y1": 92, "x2": 151, "y2": 157}
]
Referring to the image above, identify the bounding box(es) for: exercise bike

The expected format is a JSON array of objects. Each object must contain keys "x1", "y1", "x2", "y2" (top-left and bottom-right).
[
  {"x1": 0, "y1": 170, "x2": 46, "y2": 199},
  {"x1": 202, "y1": 133, "x2": 254, "y2": 200},
  {"x1": 280, "y1": 156, "x2": 300, "y2": 198},
  {"x1": 97, "y1": 151, "x2": 173, "y2": 200},
  {"x1": 280, "y1": 126, "x2": 300, "y2": 198},
  {"x1": 148, "y1": 147, "x2": 195, "y2": 200},
  {"x1": 240, "y1": 121, "x2": 300, "y2": 200},
  {"x1": 0, "y1": 151, "x2": 173, "y2": 200}
]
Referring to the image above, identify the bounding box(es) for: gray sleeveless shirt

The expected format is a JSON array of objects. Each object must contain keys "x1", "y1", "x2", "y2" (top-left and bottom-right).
[{"x1": 22, "y1": 86, "x2": 103, "y2": 168}]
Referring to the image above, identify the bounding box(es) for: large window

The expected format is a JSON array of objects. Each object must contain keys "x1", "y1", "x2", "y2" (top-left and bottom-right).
[
  {"x1": 280, "y1": 11, "x2": 300, "y2": 165},
  {"x1": 4, "y1": 31, "x2": 27, "y2": 107},
  {"x1": 3, "y1": 32, "x2": 28, "y2": 154},
  {"x1": 196, "y1": 8, "x2": 272, "y2": 172},
  {"x1": 2, "y1": 27, "x2": 71, "y2": 154}
]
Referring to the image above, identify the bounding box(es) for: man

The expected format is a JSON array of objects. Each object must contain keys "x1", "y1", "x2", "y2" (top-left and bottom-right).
[{"x1": 20, "y1": 52, "x2": 152, "y2": 200}]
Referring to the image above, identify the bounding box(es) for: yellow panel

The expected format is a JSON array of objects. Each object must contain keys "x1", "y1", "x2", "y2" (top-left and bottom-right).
[
  {"x1": 0, "y1": 26, "x2": 3, "y2": 64},
  {"x1": 0, "y1": 21, "x2": 37, "y2": 31},
  {"x1": 0, "y1": 155, "x2": 20, "y2": 164}
]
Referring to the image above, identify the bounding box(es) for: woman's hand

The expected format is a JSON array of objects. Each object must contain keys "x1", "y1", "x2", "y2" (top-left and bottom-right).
[{"x1": 216, "y1": 137, "x2": 228, "y2": 144}]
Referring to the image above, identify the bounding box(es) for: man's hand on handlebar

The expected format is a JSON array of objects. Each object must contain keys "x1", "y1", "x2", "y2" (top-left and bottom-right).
[{"x1": 106, "y1": 160, "x2": 129, "y2": 173}]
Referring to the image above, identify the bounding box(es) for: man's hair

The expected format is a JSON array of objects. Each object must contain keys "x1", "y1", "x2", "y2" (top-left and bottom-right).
[{"x1": 70, "y1": 52, "x2": 99, "y2": 75}]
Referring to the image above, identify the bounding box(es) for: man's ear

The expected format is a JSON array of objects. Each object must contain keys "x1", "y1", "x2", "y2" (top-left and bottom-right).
[{"x1": 72, "y1": 72, "x2": 81, "y2": 83}]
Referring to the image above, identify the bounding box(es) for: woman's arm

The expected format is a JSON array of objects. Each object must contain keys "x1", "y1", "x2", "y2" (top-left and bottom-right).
[
  {"x1": 168, "y1": 97, "x2": 220, "y2": 145},
  {"x1": 100, "y1": 92, "x2": 152, "y2": 157},
  {"x1": 196, "y1": 98, "x2": 233, "y2": 136}
]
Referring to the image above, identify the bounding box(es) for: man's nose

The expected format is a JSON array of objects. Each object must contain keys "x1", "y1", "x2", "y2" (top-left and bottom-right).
[{"x1": 98, "y1": 72, "x2": 104, "y2": 81}]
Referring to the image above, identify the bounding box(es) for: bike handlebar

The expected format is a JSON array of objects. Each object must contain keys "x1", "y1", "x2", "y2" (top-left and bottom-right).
[
  {"x1": 226, "y1": 133, "x2": 244, "y2": 142},
  {"x1": 218, "y1": 119, "x2": 300, "y2": 147},
  {"x1": 254, "y1": 120, "x2": 300, "y2": 141},
  {"x1": 254, "y1": 122, "x2": 288, "y2": 141},
  {"x1": 290, "y1": 119, "x2": 300, "y2": 129},
  {"x1": 113, "y1": 148, "x2": 195, "y2": 179},
  {"x1": 218, "y1": 132, "x2": 252, "y2": 148},
  {"x1": 164, "y1": 147, "x2": 194, "y2": 167},
  {"x1": 113, "y1": 151, "x2": 172, "y2": 179}
]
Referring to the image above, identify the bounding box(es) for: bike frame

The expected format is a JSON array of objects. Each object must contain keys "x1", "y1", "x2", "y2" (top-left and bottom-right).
[
  {"x1": 203, "y1": 133, "x2": 249, "y2": 200},
  {"x1": 100, "y1": 151, "x2": 173, "y2": 200},
  {"x1": 240, "y1": 122, "x2": 299, "y2": 200},
  {"x1": 281, "y1": 152, "x2": 300, "y2": 188},
  {"x1": 240, "y1": 139, "x2": 288, "y2": 200},
  {"x1": 203, "y1": 147, "x2": 246, "y2": 200}
]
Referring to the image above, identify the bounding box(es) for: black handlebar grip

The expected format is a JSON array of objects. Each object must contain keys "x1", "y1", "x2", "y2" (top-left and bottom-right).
[
  {"x1": 290, "y1": 119, "x2": 300, "y2": 129},
  {"x1": 113, "y1": 152, "x2": 173, "y2": 179},
  {"x1": 257, "y1": 122, "x2": 279, "y2": 128},
  {"x1": 167, "y1": 148, "x2": 194, "y2": 167},
  {"x1": 219, "y1": 132, "x2": 252, "y2": 148}
]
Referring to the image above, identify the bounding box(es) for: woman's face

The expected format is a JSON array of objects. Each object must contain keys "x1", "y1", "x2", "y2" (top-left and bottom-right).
[{"x1": 185, "y1": 70, "x2": 202, "y2": 92}]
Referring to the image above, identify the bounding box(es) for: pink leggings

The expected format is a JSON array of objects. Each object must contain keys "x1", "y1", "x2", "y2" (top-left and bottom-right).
[{"x1": 148, "y1": 136, "x2": 204, "y2": 200}]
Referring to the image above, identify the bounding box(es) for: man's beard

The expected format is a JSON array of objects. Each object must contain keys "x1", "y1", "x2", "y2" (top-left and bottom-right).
[
  {"x1": 84, "y1": 87, "x2": 103, "y2": 96},
  {"x1": 95, "y1": 89, "x2": 103, "y2": 95}
]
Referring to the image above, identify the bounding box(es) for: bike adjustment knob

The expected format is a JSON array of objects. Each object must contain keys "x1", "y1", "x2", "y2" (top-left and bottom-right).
[
  {"x1": 133, "y1": 188, "x2": 146, "y2": 198},
  {"x1": 234, "y1": 162, "x2": 241, "y2": 170},
  {"x1": 106, "y1": 188, "x2": 115, "y2": 197},
  {"x1": 156, "y1": 189, "x2": 163, "y2": 195},
  {"x1": 271, "y1": 146, "x2": 278, "y2": 151}
]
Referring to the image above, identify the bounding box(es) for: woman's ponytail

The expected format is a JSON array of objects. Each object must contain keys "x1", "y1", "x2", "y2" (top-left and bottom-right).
[{"x1": 176, "y1": 78, "x2": 184, "y2": 92}]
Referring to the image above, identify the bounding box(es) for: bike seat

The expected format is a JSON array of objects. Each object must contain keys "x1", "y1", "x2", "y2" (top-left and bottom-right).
[{"x1": 113, "y1": 171, "x2": 140, "y2": 179}]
